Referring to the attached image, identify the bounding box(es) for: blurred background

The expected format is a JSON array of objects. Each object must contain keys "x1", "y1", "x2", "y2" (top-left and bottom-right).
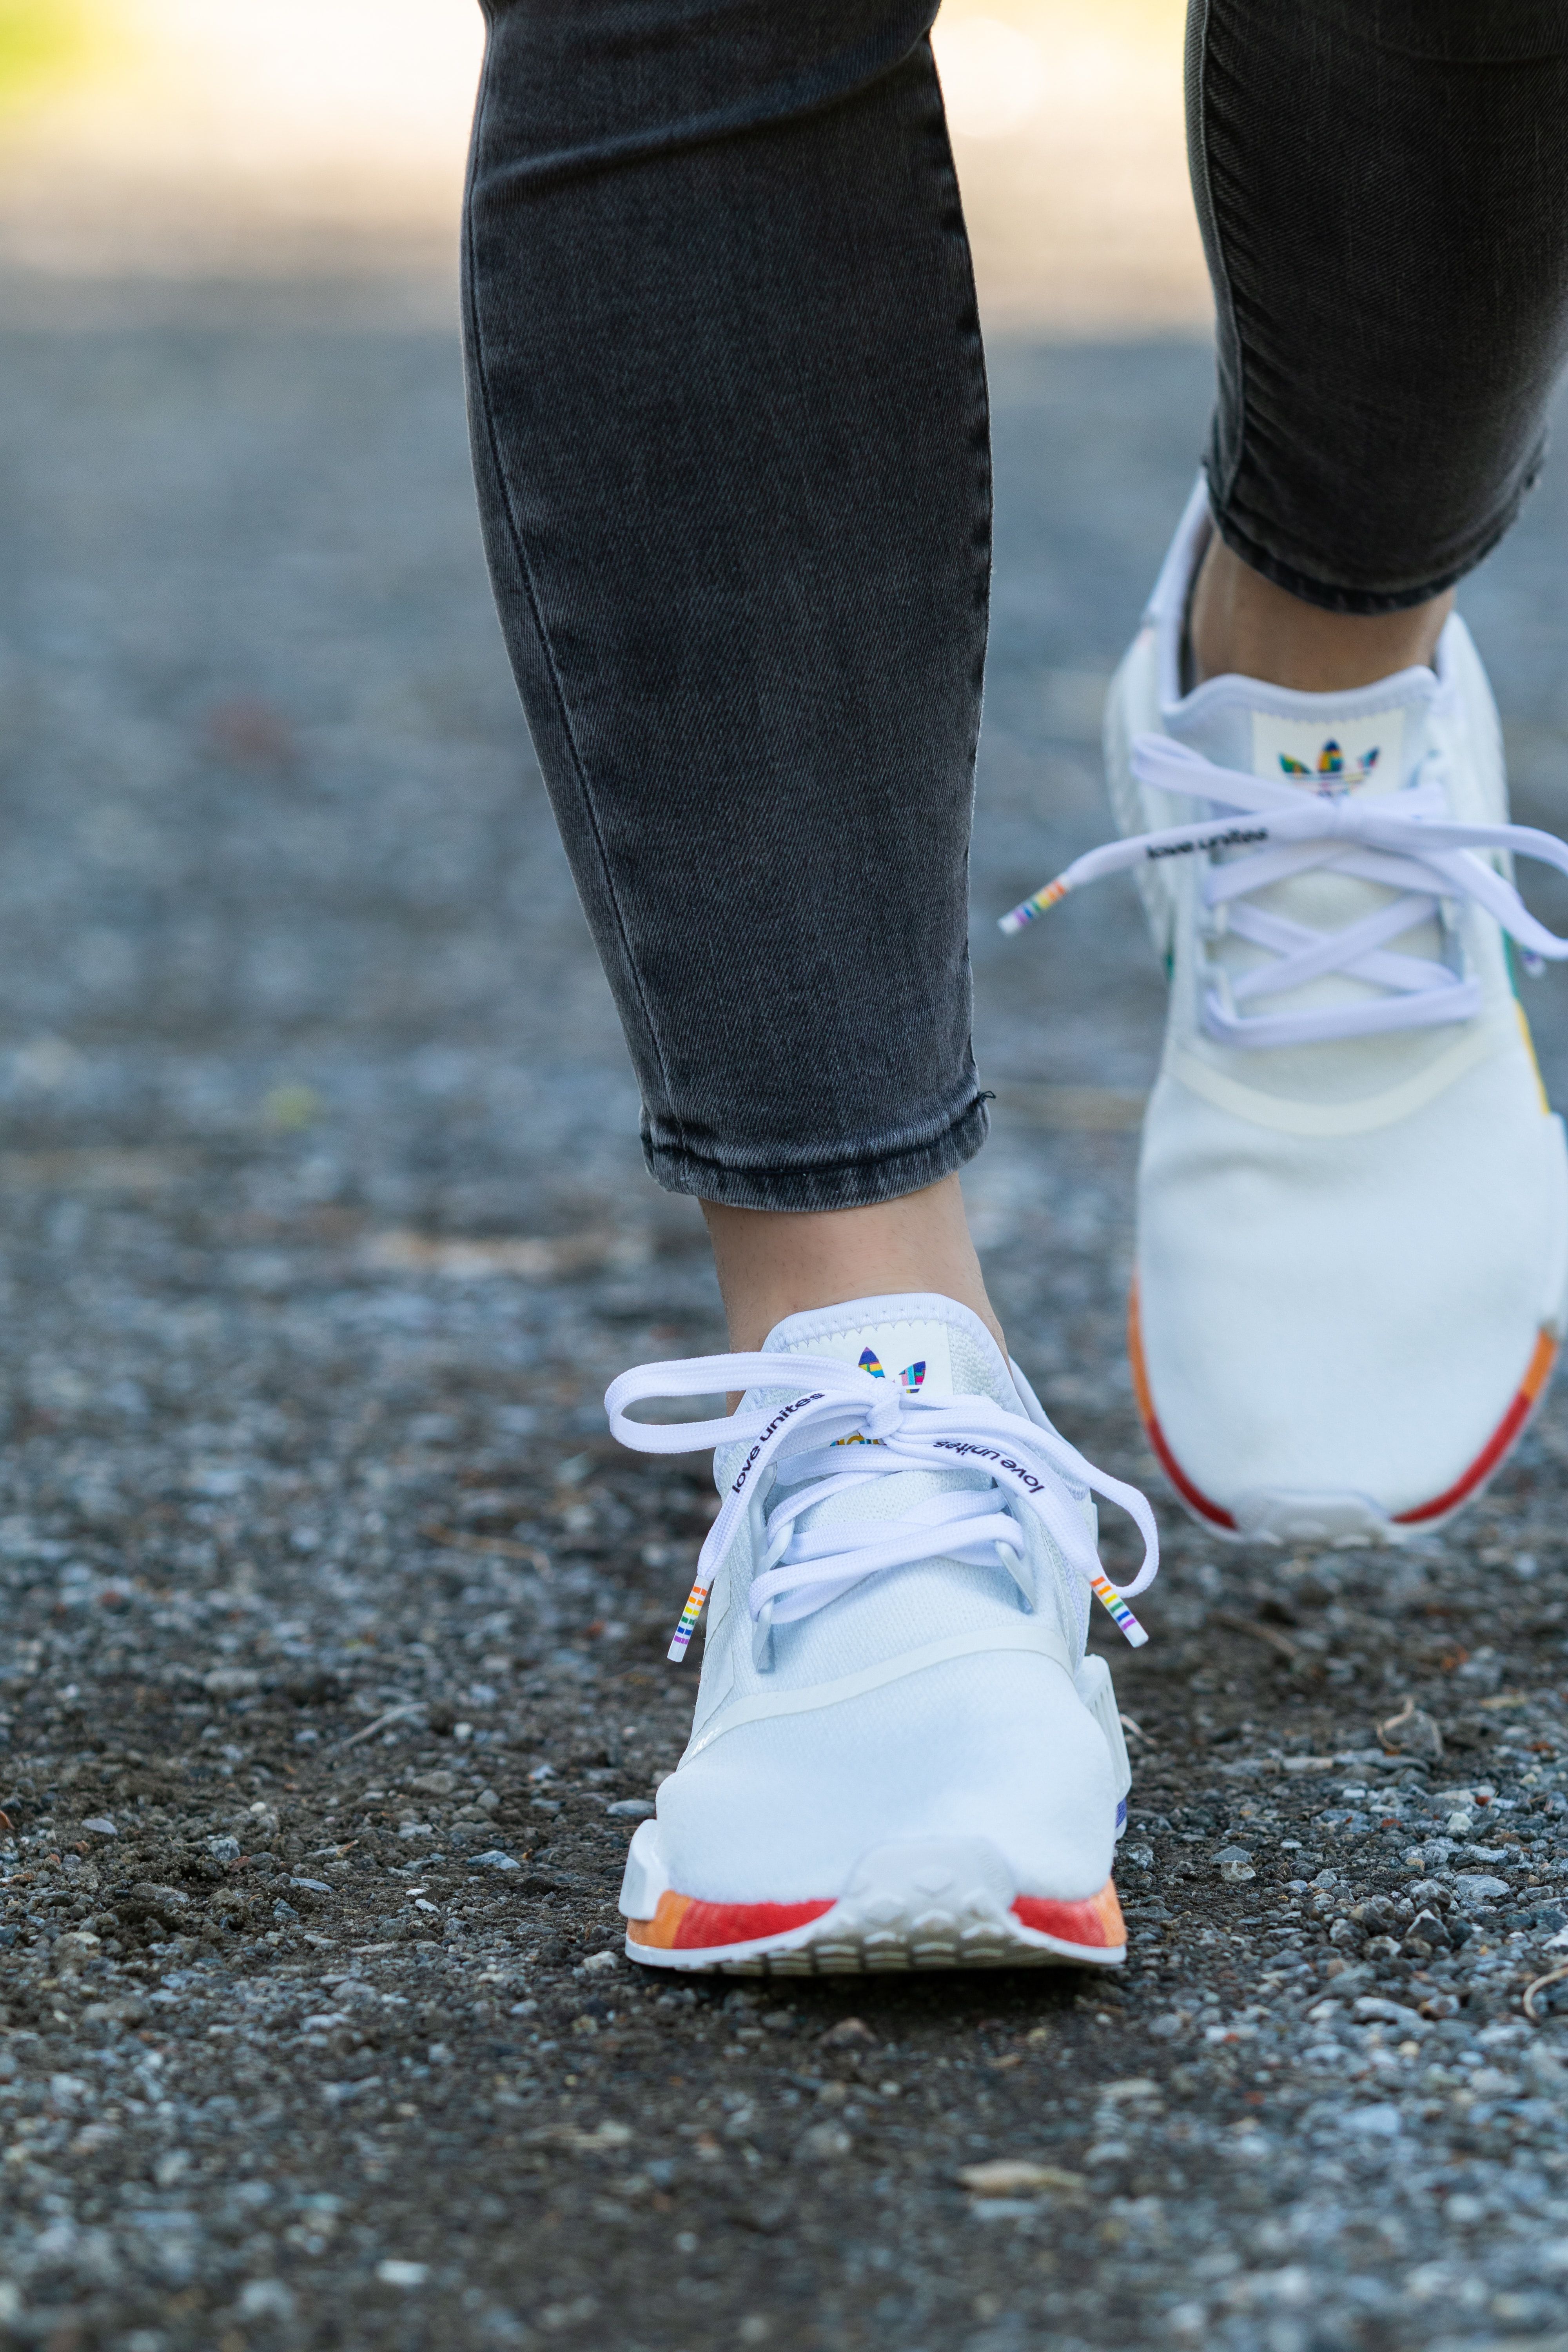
[{"x1": 0, "y1": 0, "x2": 1208, "y2": 326}]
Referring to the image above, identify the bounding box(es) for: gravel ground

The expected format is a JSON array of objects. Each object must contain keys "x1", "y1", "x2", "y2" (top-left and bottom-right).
[{"x1": 4, "y1": 282, "x2": 1568, "y2": 2352}]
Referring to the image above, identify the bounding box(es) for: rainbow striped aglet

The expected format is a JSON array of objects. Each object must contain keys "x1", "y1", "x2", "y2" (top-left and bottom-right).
[
  {"x1": 1091, "y1": 1570, "x2": 1148, "y2": 1649},
  {"x1": 667, "y1": 1577, "x2": 710, "y2": 1663},
  {"x1": 999, "y1": 875, "x2": 1071, "y2": 935}
]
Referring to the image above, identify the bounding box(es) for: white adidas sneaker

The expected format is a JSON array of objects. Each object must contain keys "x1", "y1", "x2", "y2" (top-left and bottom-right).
[
  {"x1": 1005, "y1": 480, "x2": 1568, "y2": 1545},
  {"x1": 604, "y1": 1293, "x2": 1157, "y2": 1974}
]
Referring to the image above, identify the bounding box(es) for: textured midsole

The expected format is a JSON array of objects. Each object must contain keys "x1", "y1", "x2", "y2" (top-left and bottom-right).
[{"x1": 624, "y1": 1880, "x2": 1126, "y2": 1976}]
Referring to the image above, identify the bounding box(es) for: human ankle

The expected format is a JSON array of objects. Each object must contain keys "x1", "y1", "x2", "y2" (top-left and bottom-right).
[
  {"x1": 700, "y1": 1176, "x2": 1006, "y2": 1359},
  {"x1": 1189, "y1": 533, "x2": 1453, "y2": 694}
]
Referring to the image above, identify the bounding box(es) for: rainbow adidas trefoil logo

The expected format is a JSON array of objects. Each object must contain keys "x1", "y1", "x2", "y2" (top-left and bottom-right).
[
  {"x1": 1279, "y1": 737, "x2": 1379, "y2": 793},
  {"x1": 859, "y1": 1347, "x2": 926, "y2": 1392}
]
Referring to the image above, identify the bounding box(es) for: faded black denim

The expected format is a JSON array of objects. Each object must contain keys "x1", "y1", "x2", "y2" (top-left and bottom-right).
[
  {"x1": 464, "y1": 0, "x2": 1568, "y2": 1211},
  {"x1": 463, "y1": 1, "x2": 990, "y2": 1210},
  {"x1": 1191, "y1": 0, "x2": 1568, "y2": 613}
]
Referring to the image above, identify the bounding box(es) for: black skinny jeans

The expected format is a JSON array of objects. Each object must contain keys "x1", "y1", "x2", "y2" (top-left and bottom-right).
[{"x1": 463, "y1": 0, "x2": 1568, "y2": 1213}]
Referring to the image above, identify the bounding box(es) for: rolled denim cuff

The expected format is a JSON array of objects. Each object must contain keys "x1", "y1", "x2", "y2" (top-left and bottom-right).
[
  {"x1": 641, "y1": 1089, "x2": 991, "y2": 1212},
  {"x1": 1208, "y1": 461, "x2": 1543, "y2": 618}
]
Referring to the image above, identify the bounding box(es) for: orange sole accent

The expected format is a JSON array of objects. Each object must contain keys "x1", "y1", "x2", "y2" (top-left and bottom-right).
[
  {"x1": 627, "y1": 1891, "x2": 834, "y2": 1951},
  {"x1": 1392, "y1": 1327, "x2": 1557, "y2": 1525},
  {"x1": 627, "y1": 1882, "x2": 1124, "y2": 1956},
  {"x1": 1012, "y1": 1880, "x2": 1126, "y2": 1949},
  {"x1": 1128, "y1": 1278, "x2": 1557, "y2": 1537},
  {"x1": 1127, "y1": 1277, "x2": 1237, "y2": 1530}
]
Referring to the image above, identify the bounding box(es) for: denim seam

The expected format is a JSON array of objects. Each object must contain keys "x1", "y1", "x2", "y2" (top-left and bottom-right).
[
  {"x1": 1187, "y1": 0, "x2": 1244, "y2": 519},
  {"x1": 462, "y1": 38, "x2": 690, "y2": 1166},
  {"x1": 924, "y1": 34, "x2": 991, "y2": 1156}
]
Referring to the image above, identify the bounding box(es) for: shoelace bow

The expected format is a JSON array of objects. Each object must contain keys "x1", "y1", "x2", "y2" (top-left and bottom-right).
[
  {"x1": 604, "y1": 1352, "x2": 1158, "y2": 1665},
  {"x1": 1002, "y1": 733, "x2": 1568, "y2": 1049}
]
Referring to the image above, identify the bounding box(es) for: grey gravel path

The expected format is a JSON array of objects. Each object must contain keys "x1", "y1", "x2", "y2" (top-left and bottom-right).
[{"x1": 3, "y1": 283, "x2": 1568, "y2": 2352}]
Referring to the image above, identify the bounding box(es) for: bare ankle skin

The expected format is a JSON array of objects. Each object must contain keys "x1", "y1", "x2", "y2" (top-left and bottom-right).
[
  {"x1": 701, "y1": 1173, "x2": 1006, "y2": 1362},
  {"x1": 1190, "y1": 533, "x2": 1454, "y2": 693}
]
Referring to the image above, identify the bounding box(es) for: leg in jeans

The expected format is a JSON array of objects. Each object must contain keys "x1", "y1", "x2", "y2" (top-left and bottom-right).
[
  {"x1": 463, "y1": 3, "x2": 989, "y2": 1215},
  {"x1": 460, "y1": 0, "x2": 1148, "y2": 1973},
  {"x1": 1187, "y1": 0, "x2": 1568, "y2": 681}
]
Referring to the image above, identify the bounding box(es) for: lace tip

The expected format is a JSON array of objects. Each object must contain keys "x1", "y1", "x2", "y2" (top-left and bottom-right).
[
  {"x1": 1522, "y1": 948, "x2": 1548, "y2": 979},
  {"x1": 1092, "y1": 1571, "x2": 1148, "y2": 1648},
  {"x1": 999, "y1": 878, "x2": 1069, "y2": 936},
  {"x1": 666, "y1": 1580, "x2": 710, "y2": 1664}
]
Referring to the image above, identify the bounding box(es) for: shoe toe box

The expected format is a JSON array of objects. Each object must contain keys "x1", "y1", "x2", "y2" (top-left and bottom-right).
[
  {"x1": 1136, "y1": 1045, "x2": 1567, "y2": 1524},
  {"x1": 654, "y1": 1651, "x2": 1117, "y2": 1907}
]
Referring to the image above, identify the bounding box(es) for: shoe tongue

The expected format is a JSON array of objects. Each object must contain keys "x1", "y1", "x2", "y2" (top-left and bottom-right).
[
  {"x1": 1166, "y1": 664, "x2": 1439, "y2": 799},
  {"x1": 760, "y1": 1292, "x2": 1017, "y2": 1414},
  {"x1": 751, "y1": 1294, "x2": 1022, "y2": 1571},
  {"x1": 1164, "y1": 664, "x2": 1445, "y2": 1044}
]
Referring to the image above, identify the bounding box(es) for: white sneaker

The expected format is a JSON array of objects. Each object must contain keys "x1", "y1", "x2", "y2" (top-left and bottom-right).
[
  {"x1": 1005, "y1": 480, "x2": 1568, "y2": 1545},
  {"x1": 603, "y1": 1293, "x2": 1157, "y2": 1974}
]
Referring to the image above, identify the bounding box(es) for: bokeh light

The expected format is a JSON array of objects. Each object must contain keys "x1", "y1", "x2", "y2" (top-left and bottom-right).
[{"x1": 0, "y1": 0, "x2": 1208, "y2": 330}]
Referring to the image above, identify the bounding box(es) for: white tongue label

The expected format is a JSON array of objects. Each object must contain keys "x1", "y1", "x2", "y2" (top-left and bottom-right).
[
  {"x1": 798, "y1": 1319, "x2": 955, "y2": 1399},
  {"x1": 1251, "y1": 709, "x2": 1403, "y2": 798}
]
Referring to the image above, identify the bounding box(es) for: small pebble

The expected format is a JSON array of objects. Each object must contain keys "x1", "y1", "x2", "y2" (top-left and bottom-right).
[{"x1": 375, "y1": 2261, "x2": 428, "y2": 2288}]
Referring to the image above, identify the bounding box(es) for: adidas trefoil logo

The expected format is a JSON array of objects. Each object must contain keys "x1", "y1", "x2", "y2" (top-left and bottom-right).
[
  {"x1": 833, "y1": 1343, "x2": 928, "y2": 1444},
  {"x1": 1279, "y1": 737, "x2": 1379, "y2": 795}
]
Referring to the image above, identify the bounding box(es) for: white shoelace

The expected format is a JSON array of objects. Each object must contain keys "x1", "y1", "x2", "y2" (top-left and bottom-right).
[
  {"x1": 605, "y1": 1351, "x2": 1158, "y2": 1665},
  {"x1": 1002, "y1": 733, "x2": 1568, "y2": 1049}
]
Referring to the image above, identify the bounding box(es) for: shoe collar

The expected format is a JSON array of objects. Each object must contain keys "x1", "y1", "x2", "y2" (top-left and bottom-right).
[
  {"x1": 1149, "y1": 476, "x2": 1453, "y2": 794},
  {"x1": 758, "y1": 1290, "x2": 1019, "y2": 1415}
]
